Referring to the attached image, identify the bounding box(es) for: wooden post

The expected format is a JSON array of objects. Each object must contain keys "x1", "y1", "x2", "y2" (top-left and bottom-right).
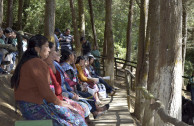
[
  {"x1": 102, "y1": 57, "x2": 105, "y2": 76},
  {"x1": 131, "y1": 66, "x2": 134, "y2": 90},
  {"x1": 114, "y1": 58, "x2": 117, "y2": 78},
  {"x1": 125, "y1": 70, "x2": 131, "y2": 111}
]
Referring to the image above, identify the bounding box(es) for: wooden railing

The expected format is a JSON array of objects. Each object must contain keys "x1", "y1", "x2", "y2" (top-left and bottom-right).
[
  {"x1": 97, "y1": 55, "x2": 137, "y2": 90},
  {"x1": 125, "y1": 69, "x2": 190, "y2": 126}
]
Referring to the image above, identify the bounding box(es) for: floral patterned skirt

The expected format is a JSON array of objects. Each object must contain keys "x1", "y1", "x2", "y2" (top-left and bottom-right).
[
  {"x1": 63, "y1": 97, "x2": 91, "y2": 118},
  {"x1": 17, "y1": 100, "x2": 87, "y2": 126}
]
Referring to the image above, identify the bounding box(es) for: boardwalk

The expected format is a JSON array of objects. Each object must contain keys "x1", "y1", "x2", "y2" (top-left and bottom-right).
[
  {"x1": 91, "y1": 87, "x2": 136, "y2": 126},
  {"x1": 0, "y1": 75, "x2": 136, "y2": 126}
]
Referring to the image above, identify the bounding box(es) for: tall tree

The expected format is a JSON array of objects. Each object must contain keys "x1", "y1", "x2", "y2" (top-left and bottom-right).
[
  {"x1": 104, "y1": 0, "x2": 114, "y2": 85},
  {"x1": 69, "y1": 0, "x2": 81, "y2": 55},
  {"x1": 154, "y1": 0, "x2": 182, "y2": 125},
  {"x1": 142, "y1": 0, "x2": 160, "y2": 125},
  {"x1": 88, "y1": 0, "x2": 98, "y2": 48},
  {"x1": 0, "y1": 0, "x2": 3, "y2": 27},
  {"x1": 134, "y1": 0, "x2": 146, "y2": 121},
  {"x1": 22, "y1": 0, "x2": 30, "y2": 29},
  {"x1": 182, "y1": 0, "x2": 188, "y2": 74},
  {"x1": 103, "y1": 19, "x2": 108, "y2": 57},
  {"x1": 44, "y1": 0, "x2": 55, "y2": 43},
  {"x1": 78, "y1": 0, "x2": 85, "y2": 37},
  {"x1": 123, "y1": 0, "x2": 134, "y2": 68},
  {"x1": 6, "y1": 0, "x2": 13, "y2": 28},
  {"x1": 17, "y1": 0, "x2": 23, "y2": 30}
]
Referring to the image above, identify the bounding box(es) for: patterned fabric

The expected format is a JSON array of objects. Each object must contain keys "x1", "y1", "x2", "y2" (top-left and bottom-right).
[
  {"x1": 17, "y1": 100, "x2": 87, "y2": 126},
  {"x1": 61, "y1": 62, "x2": 78, "y2": 77},
  {"x1": 63, "y1": 97, "x2": 90, "y2": 118}
]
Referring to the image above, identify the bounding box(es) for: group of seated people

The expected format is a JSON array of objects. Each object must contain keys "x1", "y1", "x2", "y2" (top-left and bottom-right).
[
  {"x1": 0, "y1": 27, "x2": 27, "y2": 74},
  {"x1": 11, "y1": 34, "x2": 116, "y2": 126}
]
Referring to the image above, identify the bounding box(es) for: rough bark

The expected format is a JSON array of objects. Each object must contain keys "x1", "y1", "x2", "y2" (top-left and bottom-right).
[
  {"x1": 103, "y1": 21, "x2": 107, "y2": 57},
  {"x1": 69, "y1": 0, "x2": 81, "y2": 56},
  {"x1": 22, "y1": 0, "x2": 30, "y2": 29},
  {"x1": 123, "y1": 0, "x2": 134, "y2": 69},
  {"x1": 88, "y1": 0, "x2": 98, "y2": 48},
  {"x1": 78, "y1": 0, "x2": 85, "y2": 37},
  {"x1": 0, "y1": 0, "x2": 3, "y2": 27},
  {"x1": 142, "y1": 0, "x2": 160, "y2": 125},
  {"x1": 134, "y1": 0, "x2": 146, "y2": 121},
  {"x1": 6, "y1": 0, "x2": 13, "y2": 28},
  {"x1": 105, "y1": 0, "x2": 114, "y2": 86},
  {"x1": 17, "y1": 0, "x2": 23, "y2": 30},
  {"x1": 155, "y1": 0, "x2": 182, "y2": 125},
  {"x1": 182, "y1": 0, "x2": 187, "y2": 75},
  {"x1": 44, "y1": 0, "x2": 55, "y2": 43}
]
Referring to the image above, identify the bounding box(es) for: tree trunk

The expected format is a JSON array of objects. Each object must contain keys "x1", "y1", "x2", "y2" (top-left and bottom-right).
[
  {"x1": 22, "y1": 0, "x2": 30, "y2": 29},
  {"x1": 103, "y1": 20, "x2": 108, "y2": 57},
  {"x1": 123, "y1": 0, "x2": 134, "y2": 69},
  {"x1": 154, "y1": 0, "x2": 182, "y2": 125},
  {"x1": 88, "y1": 0, "x2": 98, "y2": 49},
  {"x1": 17, "y1": 0, "x2": 23, "y2": 30},
  {"x1": 103, "y1": 21, "x2": 108, "y2": 76},
  {"x1": 78, "y1": 0, "x2": 85, "y2": 37},
  {"x1": 134, "y1": 0, "x2": 146, "y2": 121},
  {"x1": 6, "y1": 0, "x2": 13, "y2": 28},
  {"x1": 44, "y1": 0, "x2": 55, "y2": 43},
  {"x1": 104, "y1": 0, "x2": 114, "y2": 86},
  {"x1": 142, "y1": 0, "x2": 160, "y2": 125},
  {"x1": 182, "y1": 0, "x2": 187, "y2": 76},
  {"x1": 0, "y1": 0, "x2": 3, "y2": 27},
  {"x1": 69, "y1": 0, "x2": 81, "y2": 56}
]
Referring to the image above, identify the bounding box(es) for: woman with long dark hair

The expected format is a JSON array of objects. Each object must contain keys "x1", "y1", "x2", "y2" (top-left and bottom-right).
[
  {"x1": 60, "y1": 50, "x2": 109, "y2": 119},
  {"x1": 11, "y1": 35, "x2": 87, "y2": 126}
]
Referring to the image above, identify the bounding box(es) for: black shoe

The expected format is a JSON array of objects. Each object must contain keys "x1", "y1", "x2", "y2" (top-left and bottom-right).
[
  {"x1": 2, "y1": 70, "x2": 8, "y2": 74},
  {"x1": 105, "y1": 104, "x2": 109, "y2": 110}
]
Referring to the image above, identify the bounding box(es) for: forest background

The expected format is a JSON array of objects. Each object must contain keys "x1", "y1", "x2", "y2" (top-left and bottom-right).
[{"x1": 2, "y1": 0, "x2": 194, "y2": 77}]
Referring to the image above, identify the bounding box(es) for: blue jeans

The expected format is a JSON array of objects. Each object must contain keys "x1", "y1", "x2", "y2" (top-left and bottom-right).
[
  {"x1": 190, "y1": 86, "x2": 194, "y2": 104},
  {"x1": 99, "y1": 78, "x2": 113, "y2": 93}
]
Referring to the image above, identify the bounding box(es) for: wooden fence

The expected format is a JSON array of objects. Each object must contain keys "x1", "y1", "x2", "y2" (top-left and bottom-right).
[{"x1": 125, "y1": 69, "x2": 190, "y2": 126}]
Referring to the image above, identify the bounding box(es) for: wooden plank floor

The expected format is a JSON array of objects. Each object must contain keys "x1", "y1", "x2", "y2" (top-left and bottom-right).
[{"x1": 90, "y1": 88, "x2": 136, "y2": 126}]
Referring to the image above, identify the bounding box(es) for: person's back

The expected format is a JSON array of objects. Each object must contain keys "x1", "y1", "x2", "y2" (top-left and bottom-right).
[
  {"x1": 14, "y1": 58, "x2": 51, "y2": 104},
  {"x1": 81, "y1": 37, "x2": 91, "y2": 56}
]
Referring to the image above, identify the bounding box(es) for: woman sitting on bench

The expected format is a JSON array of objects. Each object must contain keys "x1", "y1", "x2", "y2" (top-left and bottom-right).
[{"x1": 11, "y1": 35, "x2": 87, "y2": 126}]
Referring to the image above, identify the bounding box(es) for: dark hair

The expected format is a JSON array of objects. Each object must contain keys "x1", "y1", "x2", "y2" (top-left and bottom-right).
[
  {"x1": 65, "y1": 28, "x2": 70, "y2": 32},
  {"x1": 49, "y1": 41, "x2": 54, "y2": 49},
  {"x1": 11, "y1": 34, "x2": 48, "y2": 89},
  {"x1": 75, "y1": 56, "x2": 85, "y2": 64},
  {"x1": 54, "y1": 28, "x2": 61, "y2": 33},
  {"x1": 88, "y1": 56, "x2": 94, "y2": 62},
  {"x1": 60, "y1": 49, "x2": 73, "y2": 63},
  {"x1": 80, "y1": 37, "x2": 85, "y2": 42},
  {"x1": 4, "y1": 27, "x2": 12, "y2": 34}
]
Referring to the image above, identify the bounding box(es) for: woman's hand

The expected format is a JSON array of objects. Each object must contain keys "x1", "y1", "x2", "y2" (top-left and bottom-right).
[
  {"x1": 59, "y1": 100, "x2": 77, "y2": 112},
  {"x1": 72, "y1": 93, "x2": 79, "y2": 101}
]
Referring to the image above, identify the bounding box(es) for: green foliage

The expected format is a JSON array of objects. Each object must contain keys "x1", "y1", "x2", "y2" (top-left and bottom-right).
[
  {"x1": 184, "y1": 60, "x2": 194, "y2": 77},
  {"x1": 114, "y1": 43, "x2": 126, "y2": 59},
  {"x1": 23, "y1": 0, "x2": 45, "y2": 34},
  {"x1": 185, "y1": 48, "x2": 194, "y2": 77}
]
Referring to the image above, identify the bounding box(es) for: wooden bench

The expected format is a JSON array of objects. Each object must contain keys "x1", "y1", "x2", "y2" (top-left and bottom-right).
[{"x1": 15, "y1": 120, "x2": 53, "y2": 126}]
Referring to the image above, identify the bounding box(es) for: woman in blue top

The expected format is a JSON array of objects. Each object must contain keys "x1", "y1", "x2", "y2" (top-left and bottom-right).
[{"x1": 60, "y1": 49, "x2": 109, "y2": 119}]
